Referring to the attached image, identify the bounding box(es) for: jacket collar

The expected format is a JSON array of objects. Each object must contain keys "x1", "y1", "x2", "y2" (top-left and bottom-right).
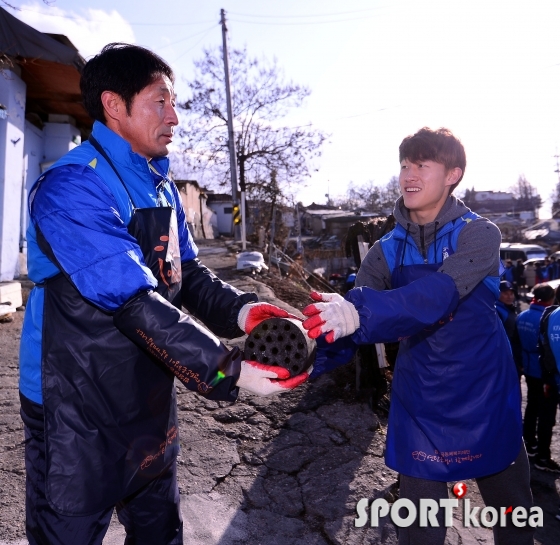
[
  {"x1": 91, "y1": 121, "x2": 170, "y2": 177},
  {"x1": 390, "y1": 195, "x2": 473, "y2": 250}
]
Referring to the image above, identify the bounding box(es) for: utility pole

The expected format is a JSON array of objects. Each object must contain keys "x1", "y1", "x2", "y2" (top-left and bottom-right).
[
  {"x1": 220, "y1": 9, "x2": 246, "y2": 248},
  {"x1": 552, "y1": 152, "x2": 560, "y2": 219}
]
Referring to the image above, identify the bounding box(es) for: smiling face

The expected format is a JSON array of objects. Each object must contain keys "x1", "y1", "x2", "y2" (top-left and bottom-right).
[
  {"x1": 399, "y1": 159, "x2": 462, "y2": 224},
  {"x1": 102, "y1": 74, "x2": 178, "y2": 159}
]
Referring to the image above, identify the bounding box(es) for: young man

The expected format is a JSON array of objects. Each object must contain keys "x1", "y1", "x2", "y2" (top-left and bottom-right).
[
  {"x1": 19, "y1": 44, "x2": 310, "y2": 545},
  {"x1": 517, "y1": 283, "x2": 559, "y2": 471},
  {"x1": 303, "y1": 127, "x2": 535, "y2": 544}
]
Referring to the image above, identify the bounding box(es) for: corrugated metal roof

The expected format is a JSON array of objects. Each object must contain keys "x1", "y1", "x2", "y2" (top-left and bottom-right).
[
  {"x1": 0, "y1": 7, "x2": 91, "y2": 133},
  {"x1": 0, "y1": 7, "x2": 84, "y2": 69}
]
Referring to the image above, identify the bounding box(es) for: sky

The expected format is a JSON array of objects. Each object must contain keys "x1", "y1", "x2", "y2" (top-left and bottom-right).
[{"x1": 9, "y1": 0, "x2": 560, "y2": 216}]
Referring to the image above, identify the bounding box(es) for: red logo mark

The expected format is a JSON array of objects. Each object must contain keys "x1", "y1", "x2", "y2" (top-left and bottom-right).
[
  {"x1": 504, "y1": 506, "x2": 512, "y2": 514},
  {"x1": 452, "y1": 482, "x2": 468, "y2": 499}
]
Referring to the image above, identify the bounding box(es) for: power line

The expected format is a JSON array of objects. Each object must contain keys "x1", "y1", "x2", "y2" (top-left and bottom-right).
[
  {"x1": 156, "y1": 23, "x2": 219, "y2": 51},
  {"x1": 15, "y1": 6, "x2": 215, "y2": 26},
  {"x1": 171, "y1": 24, "x2": 219, "y2": 62},
  {"x1": 13, "y1": 5, "x2": 391, "y2": 27},
  {"x1": 228, "y1": 7, "x2": 387, "y2": 19},
  {"x1": 228, "y1": 14, "x2": 383, "y2": 26}
]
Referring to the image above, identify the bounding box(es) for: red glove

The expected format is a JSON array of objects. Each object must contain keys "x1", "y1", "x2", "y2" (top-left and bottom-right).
[
  {"x1": 238, "y1": 302, "x2": 300, "y2": 334},
  {"x1": 236, "y1": 360, "x2": 313, "y2": 396},
  {"x1": 302, "y1": 291, "x2": 360, "y2": 343}
]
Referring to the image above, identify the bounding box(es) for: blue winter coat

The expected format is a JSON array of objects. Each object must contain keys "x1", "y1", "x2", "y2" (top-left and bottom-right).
[{"x1": 517, "y1": 303, "x2": 549, "y2": 378}]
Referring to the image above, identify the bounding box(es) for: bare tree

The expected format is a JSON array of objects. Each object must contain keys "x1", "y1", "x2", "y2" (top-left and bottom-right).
[
  {"x1": 175, "y1": 46, "x2": 327, "y2": 205},
  {"x1": 510, "y1": 175, "x2": 542, "y2": 216},
  {"x1": 334, "y1": 177, "x2": 401, "y2": 213},
  {"x1": 550, "y1": 182, "x2": 560, "y2": 219},
  {"x1": 379, "y1": 175, "x2": 401, "y2": 212}
]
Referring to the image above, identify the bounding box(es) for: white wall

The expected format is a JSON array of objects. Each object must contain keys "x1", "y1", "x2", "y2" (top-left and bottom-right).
[
  {"x1": 21, "y1": 121, "x2": 44, "y2": 253},
  {"x1": 0, "y1": 68, "x2": 26, "y2": 281},
  {"x1": 176, "y1": 183, "x2": 215, "y2": 240},
  {"x1": 43, "y1": 121, "x2": 80, "y2": 164},
  {"x1": 208, "y1": 202, "x2": 233, "y2": 235}
]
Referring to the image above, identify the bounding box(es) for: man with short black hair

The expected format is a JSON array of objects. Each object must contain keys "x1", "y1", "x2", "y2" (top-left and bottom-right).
[
  {"x1": 303, "y1": 127, "x2": 535, "y2": 544},
  {"x1": 19, "y1": 43, "x2": 310, "y2": 545}
]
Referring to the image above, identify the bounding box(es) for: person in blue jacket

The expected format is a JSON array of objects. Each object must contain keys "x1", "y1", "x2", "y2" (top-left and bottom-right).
[
  {"x1": 19, "y1": 43, "x2": 311, "y2": 545},
  {"x1": 303, "y1": 127, "x2": 534, "y2": 544},
  {"x1": 496, "y1": 280, "x2": 523, "y2": 376},
  {"x1": 538, "y1": 298, "x2": 560, "y2": 521},
  {"x1": 517, "y1": 283, "x2": 559, "y2": 472},
  {"x1": 503, "y1": 259, "x2": 516, "y2": 283}
]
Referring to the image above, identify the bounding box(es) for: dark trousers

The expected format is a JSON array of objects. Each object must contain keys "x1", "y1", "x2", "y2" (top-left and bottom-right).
[
  {"x1": 523, "y1": 375, "x2": 542, "y2": 447},
  {"x1": 537, "y1": 381, "x2": 559, "y2": 460},
  {"x1": 523, "y1": 375, "x2": 558, "y2": 459},
  {"x1": 397, "y1": 446, "x2": 535, "y2": 545},
  {"x1": 21, "y1": 395, "x2": 183, "y2": 545}
]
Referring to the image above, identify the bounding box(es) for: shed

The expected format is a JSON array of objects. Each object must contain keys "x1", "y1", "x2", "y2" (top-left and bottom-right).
[
  {"x1": 0, "y1": 7, "x2": 92, "y2": 282},
  {"x1": 174, "y1": 180, "x2": 215, "y2": 240}
]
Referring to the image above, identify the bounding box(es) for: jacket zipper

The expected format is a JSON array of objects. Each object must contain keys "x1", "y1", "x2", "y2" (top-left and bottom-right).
[{"x1": 420, "y1": 225, "x2": 427, "y2": 263}]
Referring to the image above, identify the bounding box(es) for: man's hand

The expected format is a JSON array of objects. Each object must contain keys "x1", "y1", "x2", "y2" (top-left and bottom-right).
[
  {"x1": 302, "y1": 291, "x2": 360, "y2": 343},
  {"x1": 236, "y1": 360, "x2": 312, "y2": 396},
  {"x1": 238, "y1": 302, "x2": 300, "y2": 334}
]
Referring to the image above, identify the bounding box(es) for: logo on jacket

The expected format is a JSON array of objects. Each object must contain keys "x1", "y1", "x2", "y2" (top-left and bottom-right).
[{"x1": 442, "y1": 246, "x2": 450, "y2": 260}]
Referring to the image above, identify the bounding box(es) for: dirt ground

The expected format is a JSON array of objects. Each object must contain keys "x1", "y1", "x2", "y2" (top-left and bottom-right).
[{"x1": 1, "y1": 257, "x2": 560, "y2": 543}]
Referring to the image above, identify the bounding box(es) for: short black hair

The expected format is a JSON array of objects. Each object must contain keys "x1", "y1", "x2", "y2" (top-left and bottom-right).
[
  {"x1": 399, "y1": 127, "x2": 466, "y2": 193},
  {"x1": 80, "y1": 43, "x2": 175, "y2": 123},
  {"x1": 533, "y1": 283, "x2": 555, "y2": 303}
]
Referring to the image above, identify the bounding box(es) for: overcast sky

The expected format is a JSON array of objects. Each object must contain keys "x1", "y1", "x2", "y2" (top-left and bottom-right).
[{"x1": 10, "y1": 0, "x2": 560, "y2": 216}]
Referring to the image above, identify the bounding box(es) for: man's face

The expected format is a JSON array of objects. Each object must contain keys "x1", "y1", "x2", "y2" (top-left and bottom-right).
[
  {"x1": 499, "y1": 289, "x2": 515, "y2": 305},
  {"x1": 119, "y1": 75, "x2": 178, "y2": 159},
  {"x1": 399, "y1": 159, "x2": 460, "y2": 224}
]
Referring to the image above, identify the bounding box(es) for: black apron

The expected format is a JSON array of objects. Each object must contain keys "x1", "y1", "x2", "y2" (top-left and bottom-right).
[{"x1": 40, "y1": 138, "x2": 183, "y2": 515}]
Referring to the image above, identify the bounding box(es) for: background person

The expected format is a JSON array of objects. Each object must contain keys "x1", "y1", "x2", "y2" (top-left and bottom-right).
[
  {"x1": 525, "y1": 261, "x2": 537, "y2": 290},
  {"x1": 19, "y1": 43, "x2": 310, "y2": 545},
  {"x1": 514, "y1": 258, "x2": 526, "y2": 296},
  {"x1": 517, "y1": 283, "x2": 559, "y2": 471},
  {"x1": 538, "y1": 298, "x2": 560, "y2": 519},
  {"x1": 503, "y1": 259, "x2": 515, "y2": 284},
  {"x1": 535, "y1": 262, "x2": 545, "y2": 284},
  {"x1": 547, "y1": 256, "x2": 559, "y2": 281},
  {"x1": 302, "y1": 127, "x2": 534, "y2": 545},
  {"x1": 496, "y1": 280, "x2": 523, "y2": 377}
]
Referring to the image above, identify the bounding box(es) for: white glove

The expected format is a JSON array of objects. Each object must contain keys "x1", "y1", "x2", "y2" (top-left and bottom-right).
[
  {"x1": 237, "y1": 360, "x2": 313, "y2": 397},
  {"x1": 302, "y1": 291, "x2": 360, "y2": 343}
]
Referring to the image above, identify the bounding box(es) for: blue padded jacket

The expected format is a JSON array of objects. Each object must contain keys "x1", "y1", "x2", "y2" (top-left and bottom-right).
[{"x1": 19, "y1": 121, "x2": 198, "y2": 404}]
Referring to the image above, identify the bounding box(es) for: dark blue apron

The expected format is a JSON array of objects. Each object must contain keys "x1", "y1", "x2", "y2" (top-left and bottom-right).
[
  {"x1": 39, "y1": 138, "x2": 183, "y2": 515},
  {"x1": 384, "y1": 240, "x2": 522, "y2": 481}
]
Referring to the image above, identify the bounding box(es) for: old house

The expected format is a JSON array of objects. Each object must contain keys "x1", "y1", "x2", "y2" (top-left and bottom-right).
[
  {"x1": 174, "y1": 179, "x2": 215, "y2": 239},
  {"x1": 0, "y1": 7, "x2": 91, "y2": 283}
]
